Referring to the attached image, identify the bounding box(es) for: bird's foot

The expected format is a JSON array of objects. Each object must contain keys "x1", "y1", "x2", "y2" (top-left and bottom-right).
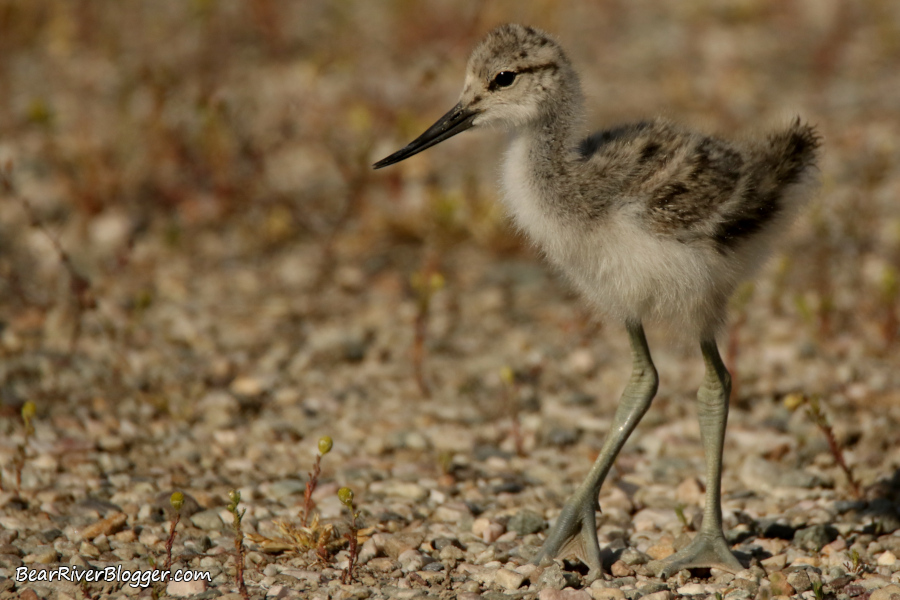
[
  {"x1": 652, "y1": 532, "x2": 744, "y2": 579},
  {"x1": 532, "y1": 490, "x2": 604, "y2": 582}
]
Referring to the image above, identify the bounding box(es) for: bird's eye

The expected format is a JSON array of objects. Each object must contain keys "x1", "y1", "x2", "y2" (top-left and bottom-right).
[{"x1": 492, "y1": 71, "x2": 517, "y2": 88}]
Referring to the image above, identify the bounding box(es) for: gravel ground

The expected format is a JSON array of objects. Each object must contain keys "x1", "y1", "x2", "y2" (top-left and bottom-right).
[{"x1": 2, "y1": 2, "x2": 900, "y2": 600}]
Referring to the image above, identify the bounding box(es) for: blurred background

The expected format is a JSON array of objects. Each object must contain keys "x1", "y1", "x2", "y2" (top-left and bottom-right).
[{"x1": 1, "y1": 1, "x2": 899, "y2": 489}]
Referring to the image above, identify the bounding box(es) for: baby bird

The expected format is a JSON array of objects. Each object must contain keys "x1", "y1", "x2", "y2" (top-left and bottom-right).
[{"x1": 374, "y1": 24, "x2": 819, "y2": 579}]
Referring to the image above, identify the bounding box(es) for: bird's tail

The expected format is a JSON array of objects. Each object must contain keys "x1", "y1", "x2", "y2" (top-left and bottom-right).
[{"x1": 759, "y1": 117, "x2": 821, "y2": 190}]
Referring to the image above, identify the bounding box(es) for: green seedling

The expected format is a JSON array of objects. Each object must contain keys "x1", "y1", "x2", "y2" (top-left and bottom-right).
[
  {"x1": 674, "y1": 503, "x2": 690, "y2": 532},
  {"x1": 5, "y1": 401, "x2": 37, "y2": 495},
  {"x1": 338, "y1": 487, "x2": 360, "y2": 584},
  {"x1": 811, "y1": 577, "x2": 825, "y2": 600},
  {"x1": 165, "y1": 492, "x2": 184, "y2": 570},
  {"x1": 880, "y1": 264, "x2": 898, "y2": 346},
  {"x1": 302, "y1": 436, "x2": 333, "y2": 527},
  {"x1": 843, "y1": 548, "x2": 869, "y2": 576},
  {"x1": 500, "y1": 366, "x2": 525, "y2": 457},
  {"x1": 410, "y1": 267, "x2": 445, "y2": 397},
  {"x1": 227, "y1": 489, "x2": 250, "y2": 600}
]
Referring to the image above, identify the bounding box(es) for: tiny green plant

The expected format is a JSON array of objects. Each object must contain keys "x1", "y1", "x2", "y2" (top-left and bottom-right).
[
  {"x1": 6, "y1": 401, "x2": 37, "y2": 495},
  {"x1": 674, "y1": 503, "x2": 690, "y2": 532},
  {"x1": 165, "y1": 492, "x2": 184, "y2": 570},
  {"x1": 227, "y1": 489, "x2": 250, "y2": 600},
  {"x1": 879, "y1": 264, "x2": 898, "y2": 346},
  {"x1": 785, "y1": 393, "x2": 861, "y2": 498},
  {"x1": 338, "y1": 486, "x2": 360, "y2": 584},
  {"x1": 500, "y1": 366, "x2": 525, "y2": 456},
  {"x1": 302, "y1": 436, "x2": 333, "y2": 527},
  {"x1": 410, "y1": 267, "x2": 445, "y2": 397},
  {"x1": 843, "y1": 548, "x2": 869, "y2": 576},
  {"x1": 811, "y1": 577, "x2": 825, "y2": 600}
]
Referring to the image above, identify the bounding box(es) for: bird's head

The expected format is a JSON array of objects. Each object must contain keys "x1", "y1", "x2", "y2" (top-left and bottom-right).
[{"x1": 374, "y1": 24, "x2": 580, "y2": 169}]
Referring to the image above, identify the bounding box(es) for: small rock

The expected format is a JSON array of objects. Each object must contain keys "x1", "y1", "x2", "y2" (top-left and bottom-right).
[
  {"x1": 167, "y1": 578, "x2": 208, "y2": 597},
  {"x1": 793, "y1": 525, "x2": 838, "y2": 551},
  {"x1": 79, "y1": 512, "x2": 127, "y2": 541},
  {"x1": 375, "y1": 481, "x2": 428, "y2": 502},
  {"x1": 610, "y1": 561, "x2": 634, "y2": 577},
  {"x1": 383, "y1": 532, "x2": 424, "y2": 560},
  {"x1": 267, "y1": 479, "x2": 306, "y2": 500},
  {"x1": 643, "y1": 592, "x2": 673, "y2": 600},
  {"x1": 870, "y1": 584, "x2": 900, "y2": 600},
  {"x1": 619, "y1": 547, "x2": 651, "y2": 566},
  {"x1": 646, "y1": 542, "x2": 675, "y2": 560},
  {"x1": 190, "y1": 509, "x2": 224, "y2": 531},
  {"x1": 366, "y1": 557, "x2": 395, "y2": 572},
  {"x1": 878, "y1": 551, "x2": 898, "y2": 566},
  {"x1": 536, "y1": 563, "x2": 567, "y2": 590},
  {"x1": 676, "y1": 583, "x2": 707, "y2": 595},
  {"x1": 266, "y1": 585, "x2": 290, "y2": 599},
  {"x1": 79, "y1": 541, "x2": 101, "y2": 558},
  {"x1": 539, "y1": 589, "x2": 592, "y2": 600},
  {"x1": 398, "y1": 548, "x2": 425, "y2": 572},
  {"x1": 495, "y1": 567, "x2": 526, "y2": 590},
  {"x1": 439, "y1": 545, "x2": 464, "y2": 562},
  {"x1": 768, "y1": 571, "x2": 796, "y2": 596},
  {"x1": 472, "y1": 517, "x2": 492, "y2": 536},
  {"x1": 589, "y1": 585, "x2": 626, "y2": 600},
  {"x1": 509, "y1": 510, "x2": 545, "y2": 536},
  {"x1": 786, "y1": 569, "x2": 813, "y2": 593},
  {"x1": 24, "y1": 547, "x2": 58, "y2": 564},
  {"x1": 0, "y1": 554, "x2": 23, "y2": 569},
  {"x1": 761, "y1": 554, "x2": 787, "y2": 570},
  {"x1": 230, "y1": 375, "x2": 266, "y2": 397}
]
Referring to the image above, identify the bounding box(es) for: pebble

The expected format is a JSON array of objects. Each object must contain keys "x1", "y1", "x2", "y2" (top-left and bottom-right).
[
  {"x1": 539, "y1": 589, "x2": 592, "y2": 600},
  {"x1": 190, "y1": 509, "x2": 224, "y2": 531},
  {"x1": 676, "y1": 583, "x2": 708, "y2": 595},
  {"x1": 646, "y1": 541, "x2": 675, "y2": 560},
  {"x1": 879, "y1": 551, "x2": 898, "y2": 566},
  {"x1": 619, "y1": 547, "x2": 651, "y2": 566},
  {"x1": 610, "y1": 561, "x2": 635, "y2": 577},
  {"x1": 266, "y1": 479, "x2": 307, "y2": 500},
  {"x1": 494, "y1": 567, "x2": 526, "y2": 590},
  {"x1": 536, "y1": 563, "x2": 567, "y2": 590},
  {"x1": 369, "y1": 481, "x2": 428, "y2": 501},
  {"x1": 793, "y1": 525, "x2": 838, "y2": 551},
  {"x1": 589, "y1": 585, "x2": 626, "y2": 600},
  {"x1": 397, "y1": 548, "x2": 425, "y2": 572},
  {"x1": 79, "y1": 512, "x2": 127, "y2": 541},
  {"x1": 508, "y1": 510, "x2": 545, "y2": 536},
  {"x1": 870, "y1": 584, "x2": 900, "y2": 600},
  {"x1": 482, "y1": 521, "x2": 506, "y2": 543},
  {"x1": 167, "y1": 578, "x2": 208, "y2": 597},
  {"x1": 383, "y1": 533, "x2": 424, "y2": 560}
]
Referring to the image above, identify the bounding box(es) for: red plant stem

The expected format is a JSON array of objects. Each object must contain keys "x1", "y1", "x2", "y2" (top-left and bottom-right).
[
  {"x1": 164, "y1": 512, "x2": 181, "y2": 570},
  {"x1": 301, "y1": 454, "x2": 322, "y2": 527},
  {"x1": 815, "y1": 417, "x2": 861, "y2": 499},
  {"x1": 234, "y1": 527, "x2": 249, "y2": 600}
]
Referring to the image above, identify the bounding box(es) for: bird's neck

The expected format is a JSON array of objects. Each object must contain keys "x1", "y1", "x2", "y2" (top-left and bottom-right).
[{"x1": 509, "y1": 97, "x2": 588, "y2": 216}]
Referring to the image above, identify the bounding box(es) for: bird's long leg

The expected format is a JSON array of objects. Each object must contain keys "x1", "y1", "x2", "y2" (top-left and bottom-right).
[
  {"x1": 655, "y1": 338, "x2": 744, "y2": 578},
  {"x1": 533, "y1": 321, "x2": 658, "y2": 579}
]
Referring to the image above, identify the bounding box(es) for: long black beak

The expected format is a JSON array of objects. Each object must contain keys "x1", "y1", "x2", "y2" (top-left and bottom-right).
[{"x1": 373, "y1": 102, "x2": 479, "y2": 169}]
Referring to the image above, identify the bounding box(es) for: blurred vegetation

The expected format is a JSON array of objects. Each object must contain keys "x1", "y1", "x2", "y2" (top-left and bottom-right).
[{"x1": 0, "y1": 0, "x2": 898, "y2": 408}]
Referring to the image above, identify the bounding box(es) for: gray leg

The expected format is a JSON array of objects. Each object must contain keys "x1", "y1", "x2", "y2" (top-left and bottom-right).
[
  {"x1": 655, "y1": 338, "x2": 743, "y2": 578},
  {"x1": 533, "y1": 321, "x2": 658, "y2": 579}
]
